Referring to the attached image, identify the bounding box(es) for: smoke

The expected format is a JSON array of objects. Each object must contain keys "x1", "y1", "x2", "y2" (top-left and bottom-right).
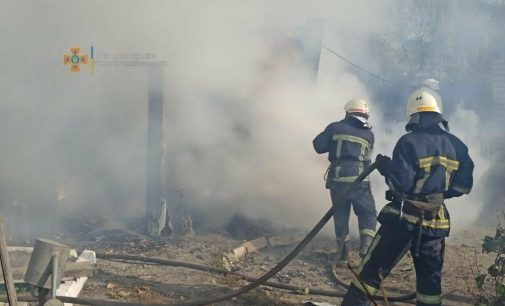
[
  {"x1": 160, "y1": 2, "x2": 388, "y2": 232},
  {"x1": 446, "y1": 107, "x2": 491, "y2": 229},
  {"x1": 0, "y1": 0, "x2": 497, "y2": 240}
]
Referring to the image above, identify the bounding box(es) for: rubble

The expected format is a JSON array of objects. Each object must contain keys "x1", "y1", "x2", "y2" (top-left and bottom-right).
[
  {"x1": 57, "y1": 249, "x2": 96, "y2": 306},
  {"x1": 0, "y1": 247, "x2": 95, "y2": 306}
]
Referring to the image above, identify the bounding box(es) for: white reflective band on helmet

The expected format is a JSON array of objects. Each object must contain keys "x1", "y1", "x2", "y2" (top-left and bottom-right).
[{"x1": 416, "y1": 292, "x2": 442, "y2": 304}]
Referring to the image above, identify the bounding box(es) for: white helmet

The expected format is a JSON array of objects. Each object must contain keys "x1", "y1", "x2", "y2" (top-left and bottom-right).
[
  {"x1": 344, "y1": 98, "x2": 370, "y2": 117},
  {"x1": 407, "y1": 89, "x2": 443, "y2": 117}
]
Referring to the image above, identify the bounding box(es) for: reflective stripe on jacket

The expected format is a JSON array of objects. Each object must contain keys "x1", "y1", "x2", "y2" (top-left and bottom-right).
[
  {"x1": 313, "y1": 116, "x2": 374, "y2": 187},
  {"x1": 378, "y1": 125, "x2": 474, "y2": 237}
]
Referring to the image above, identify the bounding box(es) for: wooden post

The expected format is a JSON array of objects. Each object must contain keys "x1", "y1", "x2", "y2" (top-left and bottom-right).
[
  {"x1": 0, "y1": 220, "x2": 18, "y2": 306},
  {"x1": 146, "y1": 67, "x2": 167, "y2": 236}
]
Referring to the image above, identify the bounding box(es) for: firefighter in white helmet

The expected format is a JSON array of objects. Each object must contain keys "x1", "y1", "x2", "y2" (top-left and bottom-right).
[
  {"x1": 313, "y1": 98, "x2": 376, "y2": 261},
  {"x1": 342, "y1": 89, "x2": 474, "y2": 306}
]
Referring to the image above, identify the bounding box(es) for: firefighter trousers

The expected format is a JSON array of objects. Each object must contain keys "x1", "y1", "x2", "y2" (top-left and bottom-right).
[
  {"x1": 341, "y1": 224, "x2": 445, "y2": 306},
  {"x1": 330, "y1": 183, "x2": 376, "y2": 250}
]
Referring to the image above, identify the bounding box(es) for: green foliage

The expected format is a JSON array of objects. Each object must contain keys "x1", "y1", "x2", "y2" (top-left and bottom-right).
[
  {"x1": 496, "y1": 283, "x2": 505, "y2": 297},
  {"x1": 474, "y1": 225, "x2": 505, "y2": 305},
  {"x1": 483, "y1": 236, "x2": 500, "y2": 254},
  {"x1": 482, "y1": 228, "x2": 505, "y2": 254}
]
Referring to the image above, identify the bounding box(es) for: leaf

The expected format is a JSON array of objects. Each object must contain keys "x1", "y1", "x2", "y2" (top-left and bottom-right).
[
  {"x1": 475, "y1": 274, "x2": 486, "y2": 289},
  {"x1": 496, "y1": 282, "x2": 505, "y2": 298},
  {"x1": 483, "y1": 236, "x2": 500, "y2": 253}
]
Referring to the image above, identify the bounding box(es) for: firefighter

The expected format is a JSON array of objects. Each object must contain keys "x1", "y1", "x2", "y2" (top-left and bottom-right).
[
  {"x1": 342, "y1": 89, "x2": 474, "y2": 306},
  {"x1": 313, "y1": 98, "x2": 376, "y2": 261}
]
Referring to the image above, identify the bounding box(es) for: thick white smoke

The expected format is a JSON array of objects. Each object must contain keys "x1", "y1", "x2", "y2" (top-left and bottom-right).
[{"x1": 0, "y1": 0, "x2": 492, "y2": 239}]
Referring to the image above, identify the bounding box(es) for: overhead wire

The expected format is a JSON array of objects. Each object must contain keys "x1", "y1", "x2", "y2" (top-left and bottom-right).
[
  {"x1": 322, "y1": 45, "x2": 417, "y2": 87},
  {"x1": 322, "y1": 45, "x2": 393, "y2": 83}
]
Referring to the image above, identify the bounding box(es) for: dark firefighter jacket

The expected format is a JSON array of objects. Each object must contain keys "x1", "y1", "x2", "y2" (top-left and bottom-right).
[
  {"x1": 313, "y1": 116, "x2": 374, "y2": 189},
  {"x1": 378, "y1": 118, "x2": 474, "y2": 237}
]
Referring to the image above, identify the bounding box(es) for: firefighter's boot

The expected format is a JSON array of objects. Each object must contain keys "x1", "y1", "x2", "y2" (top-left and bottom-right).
[{"x1": 359, "y1": 234, "x2": 374, "y2": 258}]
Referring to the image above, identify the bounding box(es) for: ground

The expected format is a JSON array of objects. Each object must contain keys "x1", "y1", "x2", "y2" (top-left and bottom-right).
[{"x1": 48, "y1": 225, "x2": 498, "y2": 306}]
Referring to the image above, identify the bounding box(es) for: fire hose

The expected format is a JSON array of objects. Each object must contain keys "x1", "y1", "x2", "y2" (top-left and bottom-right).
[
  {"x1": 132, "y1": 164, "x2": 382, "y2": 305},
  {"x1": 37, "y1": 163, "x2": 416, "y2": 305},
  {"x1": 330, "y1": 262, "x2": 415, "y2": 301}
]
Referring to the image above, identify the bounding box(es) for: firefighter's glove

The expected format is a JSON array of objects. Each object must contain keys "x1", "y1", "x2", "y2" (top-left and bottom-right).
[{"x1": 375, "y1": 154, "x2": 392, "y2": 176}]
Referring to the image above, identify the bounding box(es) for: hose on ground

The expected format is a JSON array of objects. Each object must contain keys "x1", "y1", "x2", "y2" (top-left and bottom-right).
[
  {"x1": 148, "y1": 163, "x2": 379, "y2": 306},
  {"x1": 95, "y1": 251, "x2": 416, "y2": 303},
  {"x1": 97, "y1": 252, "x2": 347, "y2": 297},
  {"x1": 330, "y1": 262, "x2": 416, "y2": 302},
  {"x1": 60, "y1": 164, "x2": 378, "y2": 306},
  {"x1": 32, "y1": 163, "x2": 413, "y2": 305}
]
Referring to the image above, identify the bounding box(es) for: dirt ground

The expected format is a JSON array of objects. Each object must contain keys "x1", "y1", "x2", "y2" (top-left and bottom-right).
[{"x1": 50, "y1": 225, "x2": 497, "y2": 306}]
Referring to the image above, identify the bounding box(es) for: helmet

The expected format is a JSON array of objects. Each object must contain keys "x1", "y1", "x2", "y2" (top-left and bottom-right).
[
  {"x1": 407, "y1": 89, "x2": 443, "y2": 117},
  {"x1": 344, "y1": 98, "x2": 369, "y2": 117}
]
